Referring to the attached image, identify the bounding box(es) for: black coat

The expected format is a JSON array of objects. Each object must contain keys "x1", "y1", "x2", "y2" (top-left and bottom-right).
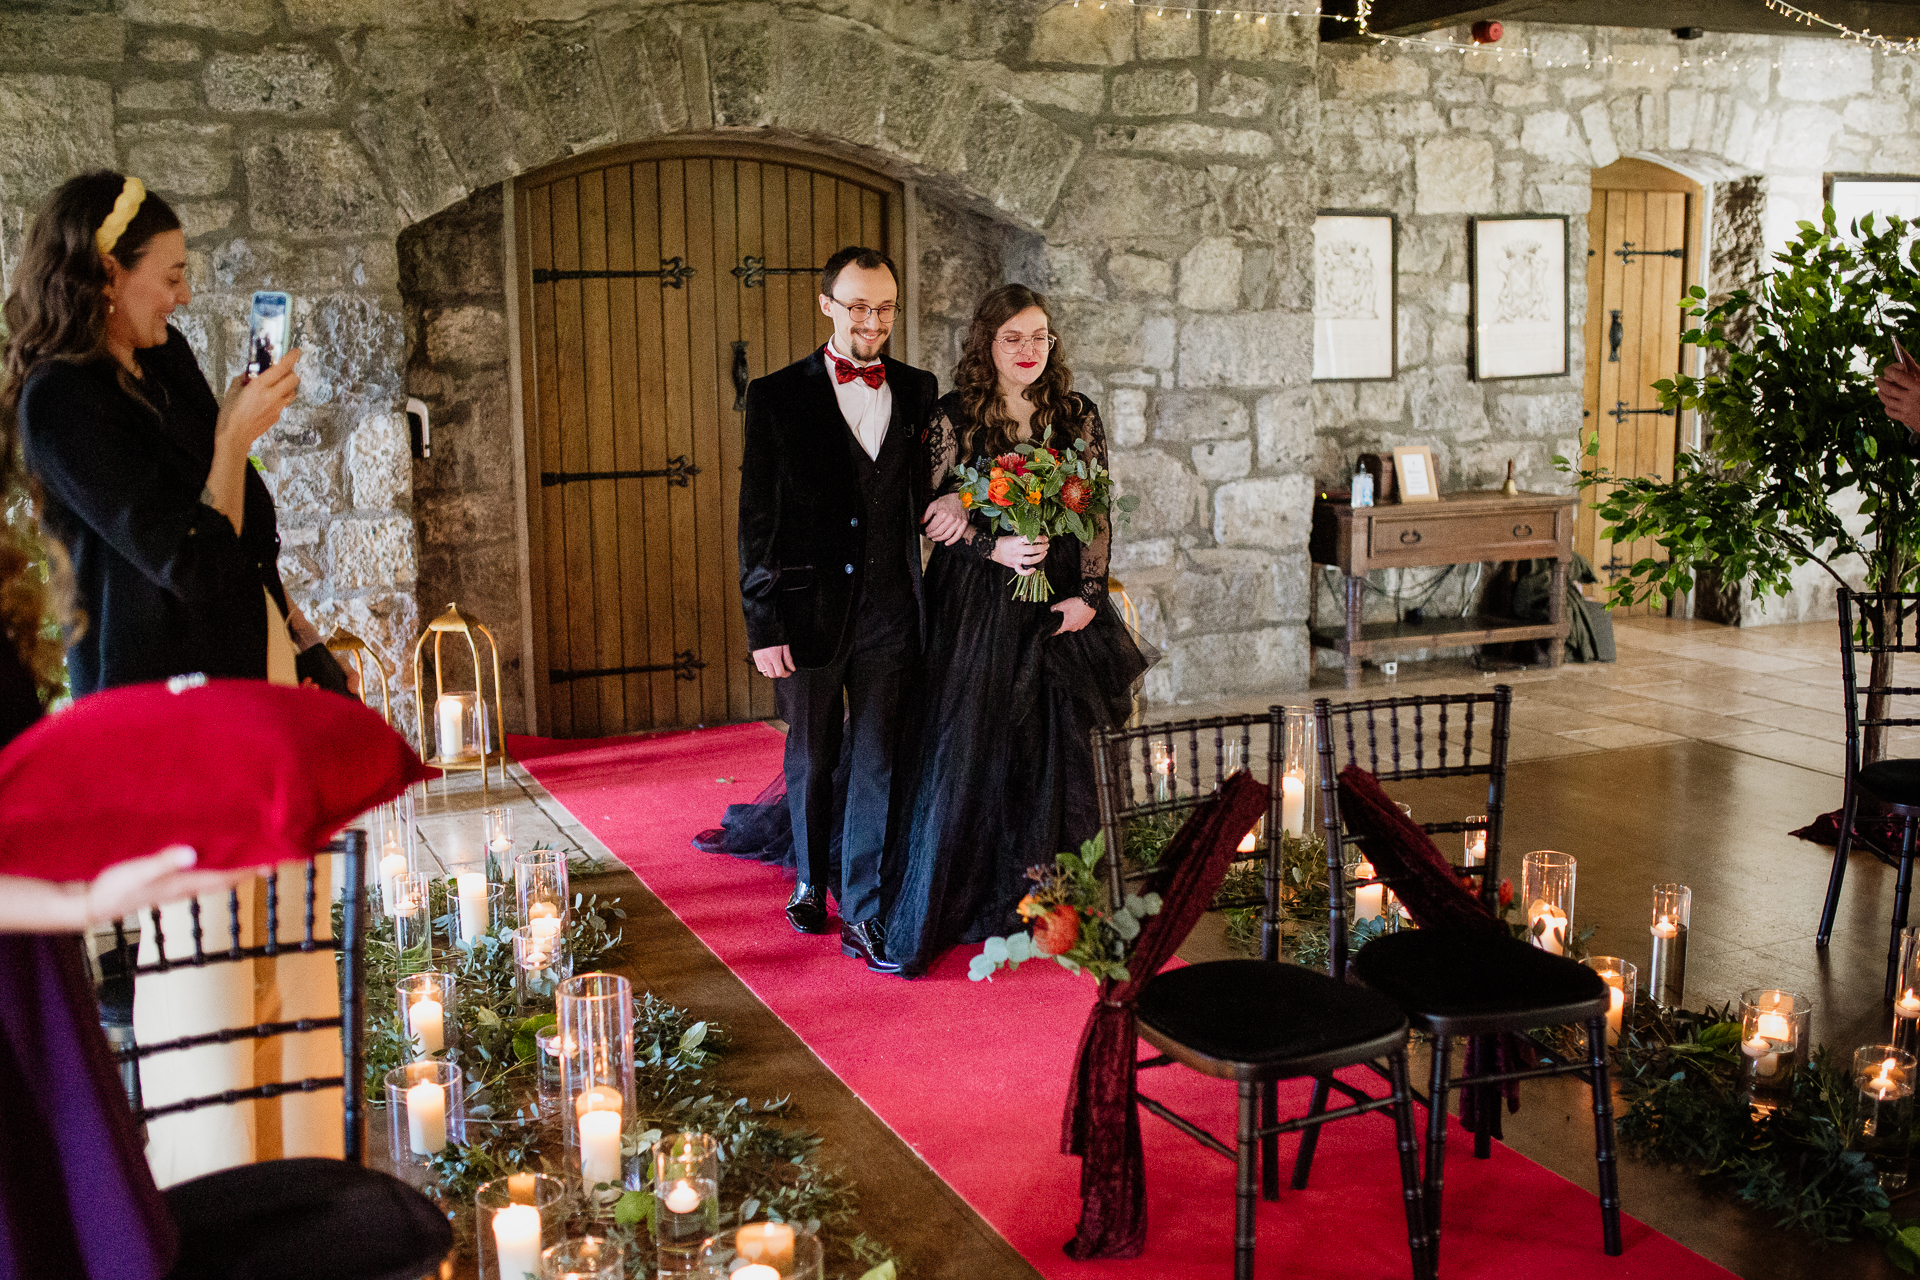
[
  {"x1": 738, "y1": 347, "x2": 937, "y2": 669},
  {"x1": 20, "y1": 327, "x2": 288, "y2": 697}
]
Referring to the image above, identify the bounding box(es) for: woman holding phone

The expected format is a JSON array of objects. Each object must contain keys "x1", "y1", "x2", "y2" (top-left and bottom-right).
[{"x1": 1, "y1": 170, "x2": 341, "y2": 1188}]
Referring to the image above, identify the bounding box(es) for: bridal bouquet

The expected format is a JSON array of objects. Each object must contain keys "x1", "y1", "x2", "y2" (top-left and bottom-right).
[
  {"x1": 949, "y1": 429, "x2": 1132, "y2": 603},
  {"x1": 967, "y1": 834, "x2": 1161, "y2": 982}
]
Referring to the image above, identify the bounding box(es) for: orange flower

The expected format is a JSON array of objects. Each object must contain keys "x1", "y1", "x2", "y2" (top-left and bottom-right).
[
  {"x1": 990, "y1": 467, "x2": 1005, "y2": 479},
  {"x1": 1060, "y1": 476, "x2": 1091, "y2": 513},
  {"x1": 960, "y1": 491, "x2": 974, "y2": 508},
  {"x1": 1026, "y1": 486, "x2": 1043, "y2": 504},
  {"x1": 988, "y1": 476, "x2": 1012, "y2": 506}
]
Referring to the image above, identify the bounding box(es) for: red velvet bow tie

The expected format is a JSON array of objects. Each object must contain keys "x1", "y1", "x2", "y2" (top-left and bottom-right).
[{"x1": 830, "y1": 353, "x2": 885, "y2": 389}]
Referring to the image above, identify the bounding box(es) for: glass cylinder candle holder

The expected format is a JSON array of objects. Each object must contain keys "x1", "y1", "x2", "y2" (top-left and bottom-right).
[
  {"x1": 694, "y1": 1222, "x2": 825, "y2": 1280},
  {"x1": 653, "y1": 1132, "x2": 722, "y2": 1275},
  {"x1": 1739, "y1": 988, "x2": 1810, "y2": 1112},
  {"x1": 1463, "y1": 816, "x2": 1488, "y2": 868},
  {"x1": 535, "y1": 1025, "x2": 566, "y2": 1118},
  {"x1": 1851, "y1": 1045, "x2": 1917, "y2": 1191},
  {"x1": 377, "y1": 789, "x2": 419, "y2": 916},
  {"x1": 1521, "y1": 850, "x2": 1576, "y2": 956},
  {"x1": 1895, "y1": 929, "x2": 1920, "y2": 1057},
  {"x1": 397, "y1": 971, "x2": 456, "y2": 1060},
  {"x1": 1649, "y1": 883, "x2": 1691, "y2": 1010},
  {"x1": 559, "y1": 973, "x2": 635, "y2": 1197},
  {"x1": 1585, "y1": 957, "x2": 1637, "y2": 1049},
  {"x1": 486, "y1": 805, "x2": 516, "y2": 858},
  {"x1": 540, "y1": 1235, "x2": 625, "y2": 1280},
  {"x1": 392, "y1": 872, "x2": 434, "y2": 973},
  {"x1": 477, "y1": 1173, "x2": 571, "y2": 1280},
  {"x1": 515, "y1": 925, "x2": 572, "y2": 1011},
  {"x1": 385, "y1": 1059, "x2": 464, "y2": 1168},
  {"x1": 1279, "y1": 705, "x2": 1314, "y2": 838},
  {"x1": 1347, "y1": 853, "x2": 1384, "y2": 925},
  {"x1": 1147, "y1": 738, "x2": 1175, "y2": 802},
  {"x1": 435, "y1": 690, "x2": 481, "y2": 763},
  {"x1": 516, "y1": 850, "x2": 571, "y2": 930}
]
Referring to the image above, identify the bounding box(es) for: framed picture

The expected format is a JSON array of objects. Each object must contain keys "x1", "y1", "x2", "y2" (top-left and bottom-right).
[
  {"x1": 1313, "y1": 211, "x2": 1397, "y2": 381},
  {"x1": 1469, "y1": 215, "x2": 1569, "y2": 381},
  {"x1": 1827, "y1": 174, "x2": 1920, "y2": 238},
  {"x1": 1392, "y1": 446, "x2": 1439, "y2": 503}
]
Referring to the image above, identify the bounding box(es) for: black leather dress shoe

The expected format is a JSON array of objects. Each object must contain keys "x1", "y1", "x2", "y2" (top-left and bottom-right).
[
  {"x1": 840, "y1": 918, "x2": 902, "y2": 974},
  {"x1": 785, "y1": 883, "x2": 830, "y2": 935}
]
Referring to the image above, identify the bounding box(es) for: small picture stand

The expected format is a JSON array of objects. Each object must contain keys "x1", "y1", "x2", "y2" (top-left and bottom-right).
[{"x1": 1392, "y1": 446, "x2": 1439, "y2": 503}]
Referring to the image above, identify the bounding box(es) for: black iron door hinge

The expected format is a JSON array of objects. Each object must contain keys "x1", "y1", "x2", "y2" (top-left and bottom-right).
[
  {"x1": 731, "y1": 255, "x2": 821, "y2": 288},
  {"x1": 1608, "y1": 400, "x2": 1674, "y2": 424},
  {"x1": 1614, "y1": 241, "x2": 1684, "y2": 264},
  {"x1": 549, "y1": 650, "x2": 707, "y2": 684},
  {"x1": 540, "y1": 456, "x2": 700, "y2": 488},
  {"x1": 532, "y1": 257, "x2": 695, "y2": 288}
]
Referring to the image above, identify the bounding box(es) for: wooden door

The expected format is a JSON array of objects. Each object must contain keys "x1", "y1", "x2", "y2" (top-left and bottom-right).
[
  {"x1": 517, "y1": 144, "x2": 899, "y2": 736},
  {"x1": 1579, "y1": 159, "x2": 1701, "y2": 616}
]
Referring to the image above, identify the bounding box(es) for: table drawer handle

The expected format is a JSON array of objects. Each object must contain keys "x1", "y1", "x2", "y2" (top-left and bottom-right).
[
  {"x1": 1399, "y1": 529, "x2": 1422, "y2": 545},
  {"x1": 1512, "y1": 523, "x2": 1533, "y2": 538}
]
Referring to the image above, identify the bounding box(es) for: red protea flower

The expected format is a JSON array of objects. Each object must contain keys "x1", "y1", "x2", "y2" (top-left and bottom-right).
[
  {"x1": 1498, "y1": 878, "x2": 1514, "y2": 910},
  {"x1": 1031, "y1": 905, "x2": 1080, "y2": 956},
  {"x1": 996, "y1": 453, "x2": 1023, "y2": 473},
  {"x1": 1060, "y1": 476, "x2": 1092, "y2": 513}
]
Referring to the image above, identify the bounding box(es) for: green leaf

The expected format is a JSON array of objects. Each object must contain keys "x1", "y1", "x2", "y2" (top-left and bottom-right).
[
  {"x1": 680, "y1": 1021, "x2": 708, "y2": 1054},
  {"x1": 614, "y1": 1189, "x2": 653, "y2": 1228},
  {"x1": 858, "y1": 1262, "x2": 899, "y2": 1280}
]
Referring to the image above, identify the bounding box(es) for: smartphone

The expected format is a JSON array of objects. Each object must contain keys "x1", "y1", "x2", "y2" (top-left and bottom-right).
[
  {"x1": 245, "y1": 291, "x2": 290, "y2": 380},
  {"x1": 1894, "y1": 333, "x2": 1919, "y2": 372}
]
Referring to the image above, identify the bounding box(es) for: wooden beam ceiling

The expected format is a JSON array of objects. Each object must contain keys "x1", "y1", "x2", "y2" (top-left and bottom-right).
[{"x1": 1326, "y1": 0, "x2": 1920, "y2": 40}]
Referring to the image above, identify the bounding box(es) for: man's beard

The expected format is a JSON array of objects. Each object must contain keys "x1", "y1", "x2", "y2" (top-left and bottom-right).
[{"x1": 846, "y1": 329, "x2": 889, "y2": 361}]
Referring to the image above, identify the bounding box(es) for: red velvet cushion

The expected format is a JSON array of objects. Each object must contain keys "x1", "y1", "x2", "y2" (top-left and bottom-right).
[{"x1": 0, "y1": 678, "x2": 433, "y2": 879}]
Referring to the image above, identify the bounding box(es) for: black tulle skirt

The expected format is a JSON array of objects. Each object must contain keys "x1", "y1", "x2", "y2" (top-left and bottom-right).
[{"x1": 693, "y1": 536, "x2": 1153, "y2": 977}]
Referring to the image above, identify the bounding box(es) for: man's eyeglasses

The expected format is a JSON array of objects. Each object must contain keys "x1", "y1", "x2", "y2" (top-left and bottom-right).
[
  {"x1": 829, "y1": 299, "x2": 897, "y2": 323},
  {"x1": 995, "y1": 333, "x2": 1057, "y2": 354}
]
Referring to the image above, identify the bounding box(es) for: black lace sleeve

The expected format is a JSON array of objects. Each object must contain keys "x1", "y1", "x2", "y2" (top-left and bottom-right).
[
  {"x1": 929, "y1": 399, "x2": 996, "y2": 556},
  {"x1": 1073, "y1": 395, "x2": 1112, "y2": 606}
]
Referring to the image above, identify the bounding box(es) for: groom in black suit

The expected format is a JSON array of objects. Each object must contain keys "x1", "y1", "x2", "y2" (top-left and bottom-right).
[{"x1": 738, "y1": 246, "x2": 937, "y2": 973}]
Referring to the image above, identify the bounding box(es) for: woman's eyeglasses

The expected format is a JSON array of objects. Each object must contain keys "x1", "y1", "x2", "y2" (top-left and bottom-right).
[{"x1": 995, "y1": 333, "x2": 1057, "y2": 354}]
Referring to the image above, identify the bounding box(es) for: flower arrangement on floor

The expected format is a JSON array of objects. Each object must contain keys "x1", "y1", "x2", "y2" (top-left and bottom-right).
[
  {"x1": 349, "y1": 852, "x2": 897, "y2": 1280},
  {"x1": 948, "y1": 428, "x2": 1132, "y2": 603}
]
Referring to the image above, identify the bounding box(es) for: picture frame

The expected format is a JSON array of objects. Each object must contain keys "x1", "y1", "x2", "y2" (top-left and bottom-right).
[
  {"x1": 1391, "y1": 446, "x2": 1439, "y2": 503},
  {"x1": 1469, "y1": 214, "x2": 1569, "y2": 381},
  {"x1": 1312, "y1": 211, "x2": 1397, "y2": 381}
]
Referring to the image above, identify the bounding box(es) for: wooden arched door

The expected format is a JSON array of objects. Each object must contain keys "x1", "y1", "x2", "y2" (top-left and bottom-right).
[{"x1": 516, "y1": 142, "x2": 902, "y2": 736}]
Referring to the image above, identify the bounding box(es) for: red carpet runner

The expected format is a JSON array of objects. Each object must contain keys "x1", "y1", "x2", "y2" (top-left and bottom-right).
[{"x1": 511, "y1": 723, "x2": 1733, "y2": 1280}]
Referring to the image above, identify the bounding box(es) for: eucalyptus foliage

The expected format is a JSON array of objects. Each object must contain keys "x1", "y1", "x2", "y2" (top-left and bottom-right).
[{"x1": 1559, "y1": 209, "x2": 1920, "y2": 614}]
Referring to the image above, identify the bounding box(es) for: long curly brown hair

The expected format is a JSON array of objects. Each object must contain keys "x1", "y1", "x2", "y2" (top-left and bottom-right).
[
  {"x1": 0, "y1": 171, "x2": 171, "y2": 698},
  {"x1": 953, "y1": 284, "x2": 1080, "y2": 459}
]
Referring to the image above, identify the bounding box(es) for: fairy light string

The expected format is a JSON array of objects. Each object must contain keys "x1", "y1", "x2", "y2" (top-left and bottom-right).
[{"x1": 1758, "y1": 0, "x2": 1920, "y2": 56}]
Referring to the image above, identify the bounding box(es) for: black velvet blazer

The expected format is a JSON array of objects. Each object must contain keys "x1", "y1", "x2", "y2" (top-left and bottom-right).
[
  {"x1": 738, "y1": 346, "x2": 937, "y2": 669},
  {"x1": 20, "y1": 327, "x2": 288, "y2": 697}
]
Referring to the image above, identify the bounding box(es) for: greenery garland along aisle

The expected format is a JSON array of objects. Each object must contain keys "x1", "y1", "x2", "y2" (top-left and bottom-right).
[{"x1": 343, "y1": 851, "x2": 898, "y2": 1280}]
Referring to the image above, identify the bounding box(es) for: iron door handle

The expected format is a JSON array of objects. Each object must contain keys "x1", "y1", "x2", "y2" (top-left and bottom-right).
[
  {"x1": 1399, "y1": 529, "x2": 1422, "y2": 545},
  {"x1": 732, "y1": 341, "x2": 750, "y2": 410},
  {"x1": 1513, "y1": 523, "x2": 1534, "y2": 538}
]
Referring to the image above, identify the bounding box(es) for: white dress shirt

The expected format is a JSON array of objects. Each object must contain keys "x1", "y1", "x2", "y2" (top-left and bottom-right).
[{"x1": 826, "y1": 338, "x2": 892, "y2": 460}]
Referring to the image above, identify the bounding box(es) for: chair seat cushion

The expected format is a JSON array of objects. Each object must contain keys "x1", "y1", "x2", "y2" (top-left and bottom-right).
[
  {"x1": 1135, "y1": 959, "x2": 1407, "y2": 1080},
  {"x1": 1350, "y1": 930, "x2": 1608, "y2": 1036},
  {"x1": 1860, "y1": 758, "x2": 1920, "y2": 810},
  {"x1": 164, "y1": 1157, "x2": 450, "y2": 1280}
]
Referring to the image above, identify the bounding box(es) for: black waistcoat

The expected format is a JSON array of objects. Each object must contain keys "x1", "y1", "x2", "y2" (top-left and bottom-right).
[{"x1": 848, "y1": 414, "x2": 915, "y2": 626}]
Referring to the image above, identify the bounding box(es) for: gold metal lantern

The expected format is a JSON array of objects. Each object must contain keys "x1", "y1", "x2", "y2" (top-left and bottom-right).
[
  {"x1": 412, "y1": 603, "x2": 509, "y2": 800},
  {"x1": 326, "y1": 630, "x2": 392, "y2": 724}
]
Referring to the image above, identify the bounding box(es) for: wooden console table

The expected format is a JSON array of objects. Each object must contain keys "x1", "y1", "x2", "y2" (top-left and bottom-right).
[{"x1": 1308, "y1": 490, "x2": 1576, "y2": 689}]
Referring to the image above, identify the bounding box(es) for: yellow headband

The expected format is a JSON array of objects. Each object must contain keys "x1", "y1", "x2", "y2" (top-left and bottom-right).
[{"x1": 95, "y1": 176, "x2": 147, "y2": 259}]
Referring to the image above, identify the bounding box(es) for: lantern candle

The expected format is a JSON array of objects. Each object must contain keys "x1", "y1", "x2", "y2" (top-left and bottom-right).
[
  {"x1": 1739, "y1": 989, "x2": 1807, "y2": 1112},
  {"x1": 456, "y1": 871, "x2": 490, "y2": 945},
  {"x1": 1353, "y1": 859, "x2": 1383, "y2": 923},
  {"x1": 380, "y1": 849, "x2": 410, "y2": 915},
  {"x1": 1649, "y1": 884, "x2": 1691, "y2": 1009},
  {"x1": 409, "y1": 996, "x2": 444, "y2": 1056},
  {"x1": 1280, "y1": 775, "x2": 1306, "y2": 837},
  {"x1": 491, "y1": 1204, "x2": 540, "y2": 1280},
  {"x1": 1521, "y1": 850, "x2": 1576, "y2": 956},
  {"x1": 1852, "y1": 1045, "x2": 1917, "y2": 1191},
  {"x1": 654, "y1": 1130, "x2": 721, "y2": 1268},
  {"x1": 1897, "y1": 930, "x2": 1920, "y2": 1057},
  {"x1": 577, "y1": 1107, "x2": 622, "y2": 1187},
  {"x1": 1527, "y1": 900, "x2": 1569, "y2": 955},
  {"x1": 1585, "y1": 958, "x2": 1635, "y2": 1049},
  {"x1": 407, "y1": 1079, "x2": 447, "y2": 1154},
  {"x1": 1464, "y1": 817, "x2": 1487, "y2": 868}
]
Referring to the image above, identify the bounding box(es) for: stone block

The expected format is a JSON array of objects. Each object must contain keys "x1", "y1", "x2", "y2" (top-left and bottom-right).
[
  {"x1": 1097, "y1": 122, "x2": 1273, "y2": 160},
  {"x1": 1028, "y1": 3, "x2": 1132, "y2": 65},
  {"x1": 1493, "y1": 82, "x2": 1548, "y2": 108},
  {"x1": 1413, "y1": 136, "x2": 1494, "y2": 214},
  {"x1": 519, "y1": 32, "x2": 617, "y2": 151},
  {"x1": 1433, "y1": 72, "x2": 1486, "y2": 104},
  {"x1": 1771, "y1": 105, "x2": 1843, "y2": 171},
  {"x1": 1520, "y1": 111, "x2": 1588, "y2": 165},
  {"x1": 1108, "y1": 252, "x2": 1172, "y2": 297},
  {"x1": 1352, "y1": 382, "x2": 1404, "y2": 423},
  {"x1": 284, "y1": 0, "x2": 447, "y2": 30},
  {"x1": 329, "y1": 516, "x2": 418, "y2": 591},
  {"x1": 1223, "y1": 164, "x2": 1313, "y2": 237},
  {"x1": 1407, "y1": 367, "x2": 1489, "y2": 444},
  {"x1": 426, "y1": 306, "x2": 507, "y2": 367},
  {"x1": 1209, "y1": 16, "x2": 1314, "y2": 64},
  {"x1": 1328, "y1": 52, "x2": 1429, "y2": 99},
  {"x1": 1778, "y1": 43, "x2": 1872, "y2": 102},
  {"x1": 1041, "y1": 244, "x2": 1103, "y2": 299},
  {"x1": 211, "y1": 237, "x2": 401, "y2": 294},
  {"x1": 1192, "y1": 439, "x2": 1251, "y2": 481},
  {"x1": 119, "y1": 121, "x2": 232, "y2": 197},
  {"x1": 268, "y1": 450, "x2": 344, "y2": 516},
  {"x1": 1051, "y1": 298, "x2": 1174, "y2": 369},
  {"x1": 1581, "y1": 100, "x2": 1620, "y2": 169},
  {"x1": 1111, "y1": 447, "x2": 1204, "y2": 538},
  {"x1": 1178, "y1": 310, "x2": 1309, "y2": 389},
  {"x1": 175, "y1": 200, "x2": 237, "y2": 237},
  {"x1": 1608, "y1": 46, "x2": 1677, "y2": 92},
  {"x1": 1255, "y1": 388, "x2": 1311, "y2": 468},
  {"x1": 1109, "y1": 536, "x2": 1176, "y2": 573},
  {"x1": 1155, "y1": 392, "x2": 1248, "y2": 442},
  {"x1": 1112, "y1": 69, "x2": 1198, "y2": 117},
  {"x1": 0, "y1": 14, "x2": 125, "y2": 65},
  {"x1": 1177, "y1": 238, "x2": 1242, "y2": 312},
  {"x1": 0, "y1": 76, "x2": 114, "y2": 231},
  {"x1": 117, "y1": 80, "x2": 198, "y2": 112},
  {"x1": 1050, "y1": 158, "x2": 1209, "y2": 240},
  {"x1": 205, "y1": 45, "x2": 339, "y2": 115},
  {"x1": 1844, "y1": 96, "x2": 1911, "y2": 137},
  {"x1": 1164, "y1": 550, "x2": 1283, "y2": 633},
  {"x1": 291, "y1": 294, "x2": 406, "y2": 406},
  {"x1": 139, "y1": 37, "x2": 200, "y2": 63},
  {"x1": 1531, "y1": 32, "x2": 1589, "y2": 71},
  {"x1": 596, "y1": 16, "x2": 692, "y2": 139},
  {"x1": 353, "y1": 100, "x2": 472, "y2": 228},
  {"x1": 1493, "y1": 390, "x2": 1580, "y2": 439},
  {"x1": 1210, "y1": 70, "x2": 1270, "y2": 119},
  {"x1": 421, "y1": 46, "x2": 564, "y2": 190},
  {"x1": 1109, "y1": 388, "x2": 1148, "y2": 447},
  {"x1": 248, "y1": 132, "x2": 394, "y2": 237},
  {"x1": 1011, "y1": 71, "x2": 1104, "y2": 114},
  {"x1": 1136, "y1": 9, "x2": 1200, "y2": 59},
  {"x1": 957, "y1": 97, "x2": 1081, "y2": 228},
  {"x1": 348, "y1": 411, "x2": 412, "y2": 510},
  {"x1": 1161, "y1": 625, "x2": 1307, "y2": 701},
  {"x1": 120, "y1": 0, "x2": 273, "y2": 35},
  {"x1": 765, "y1": 20, "x2": 889, "y2": 152},
  {"x1": 1213, "y1": 473, "x2": 1310, "y2": 549}
]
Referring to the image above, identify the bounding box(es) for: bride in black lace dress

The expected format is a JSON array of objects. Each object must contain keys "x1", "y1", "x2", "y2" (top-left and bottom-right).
[{"x1": 882, "y1": 284, "x2": 1152, "y2": 976}]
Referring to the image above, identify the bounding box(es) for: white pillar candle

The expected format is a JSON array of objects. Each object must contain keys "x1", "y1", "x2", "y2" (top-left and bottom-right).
[
  {"x1": 1280, "y1": 775, "x2": 1306, "y2": 837},
  {"x1": 380, "y1": 851, "x2": 409, "y2": 915},
  {"x1": 573, "y1": 1084, "x2": 624, "y2": 1120},
  {"x1": 1464, "y1": 830, "x2": 1486, "y2": 867},
  {"x1": 530, "y1": 915, "x2": 563, "y2": 941},
  {"x1": 735, "y1": 1268, "x2": 781, "y2": 1280},
  {"x1": 457, "y1": 872, "x2": 490, "y2": 943},
  {"x1": 407, "y1": 1079, "x2": 447, "y2": 1154},
  {"x1": 577, "y1": 1107, "x2": 622, "y2": 1186},
  {"x1": 663, "y1": 1179, "x2": 701, "y2": 1215},
  {"x1": 1353, "y1": 860, "x2": 1383, "y2": 923},
  {"x1": 1742, "y1": 1035, "x2": 1781, "y2": 1079},
  {"x1": 736, "y1": 1222, "x2": 796, "y2": 1270},
  {"x1": 1527, "y1": 900, "x2": 1568, "y2": 955},
  {"x1": 1899, "y1": 989, "x2": 1920, "y2": 1020},
  {"x1": 408, "y1": 996, "x2": 445, "y2": 1057},
  {"x1": 492, "y1": 1203, "x2": 542, "y2": 1280},
  {"x1": 437, "y1": 694, "x2": 468, "y2": 759},
  {"x1": 1605, "y1": 985, "x2": 1625, "y2": 1046}
]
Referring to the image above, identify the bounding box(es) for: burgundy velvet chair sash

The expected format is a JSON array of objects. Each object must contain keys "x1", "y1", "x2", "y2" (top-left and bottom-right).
[{"x1": 1061, "y1": 769, "x2": 1269, "y2": 1260}]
